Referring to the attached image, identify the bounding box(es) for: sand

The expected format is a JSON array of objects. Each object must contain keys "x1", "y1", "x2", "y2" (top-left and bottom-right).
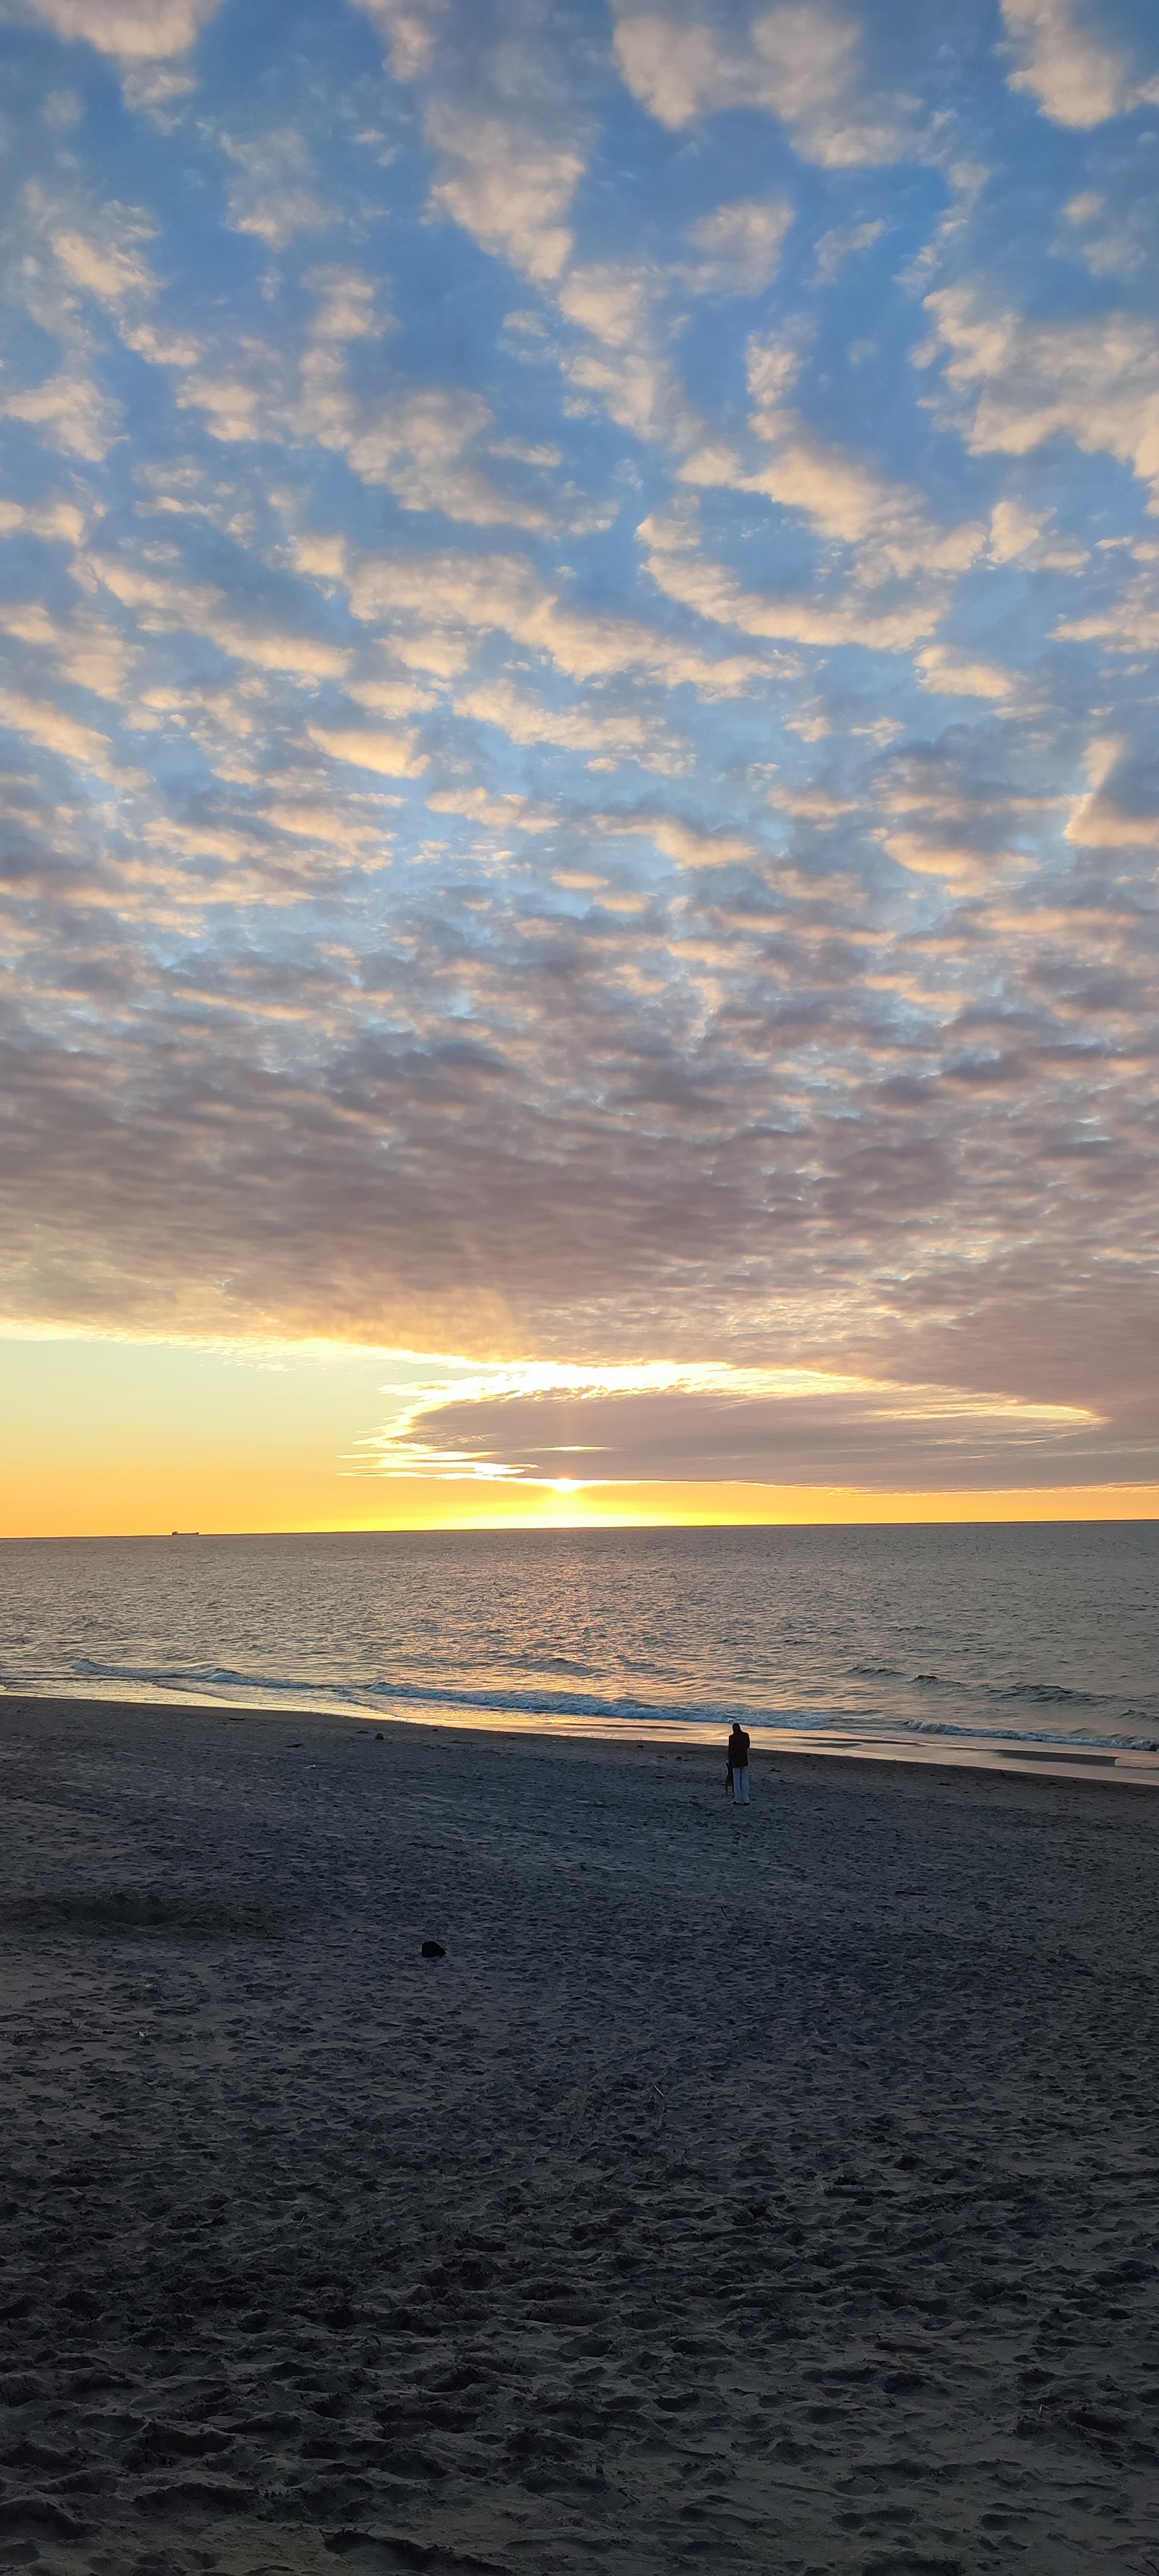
[{"x1": 1, "y1": 1697, "x2": 1158, "y2": 2576}]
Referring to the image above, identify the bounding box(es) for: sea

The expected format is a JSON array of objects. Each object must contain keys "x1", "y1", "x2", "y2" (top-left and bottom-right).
[{"x1": 1, "y1": 1522, "x2": 1158, "y2": 1777}]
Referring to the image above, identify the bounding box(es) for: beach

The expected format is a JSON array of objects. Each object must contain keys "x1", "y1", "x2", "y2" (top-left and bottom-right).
[{"x1": 1, "y1": 1697, "x2": 1157, "y2": 2576}]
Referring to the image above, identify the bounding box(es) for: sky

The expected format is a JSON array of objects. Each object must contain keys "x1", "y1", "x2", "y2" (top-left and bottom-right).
[{"x1": 1, "y1": 0, "x2": 1157, "y2": 1537}]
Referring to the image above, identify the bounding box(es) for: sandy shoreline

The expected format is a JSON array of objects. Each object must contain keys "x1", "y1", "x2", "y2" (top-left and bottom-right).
[
  {"x1": 12, "y1": 1683, "x2": 1159, "y2": 1788},
  {"x1": 2, "y1": 1696, "x2": 1158, "y2": 2575}
]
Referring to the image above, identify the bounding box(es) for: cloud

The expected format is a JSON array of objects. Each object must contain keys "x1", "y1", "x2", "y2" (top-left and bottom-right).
[
  {"x1": 560, "y1": 345, "x2": 697, "y2": 451},
  {"x1": 22, "y1": 181, "x2": 202, "y2": 374},
  {"x1": 305, "y1": 265, "x2": 388, "y2": 348},
  {"x1": 748, "y1": 334, "x2": 980, "y2": 569},
  {"x1": 139, "y1": 681, "x2": 258, "y2": 757},
  {"x1": 554, "y1": 262, "x2": 701, "y2": 450},
  {"x1": 988, "y1": 497, "x2": 1088, "y2": 571},
  {"x1": 91, "y1": 558, "x2": 351, "y2": 678},
  {"x1": 553, "y1": 263, "x2": 650, "y2": 353},
  {"x1": 0, "y1": 498, "x2": 88, "y2": 545},
  {"x1": 347, "y1": 676, "x2": 437, "y2": 720},
  {"x1": 623, "y1": 815, "x2": 757, "y2": 869},
  {"x1": 454, "y1": 679, "x2": 682, "y2": 772},
  {"x1": 639, "y1": 502, "x2": 945, "y2": 652},
  {"x1": 687, "y1": 197, "x2": 795, "y2": 294},
  {"x1": 120, "y1": 64, "x2": 197, "y2": 118},
  {"x1": 26, "y1": 0, "x2": 222, "y2": 59},
  {"x1": 0, "y1": 687, "x2": 144, "y2": 783},
  {"x1": 352, "y1": 0, "x2": 447, "y2": 81},
  {"x1": 126, "y1": 806, "x2": 382, "y2": 907},
  {"x1": 612, "y1": 3, "x2": 914, "y2": 166},
  {"x1": 134, "y1": 456, "x2": 253, "y2": 540},
  {"x1": 425, "y1": 103, "x2": 584, "y2": 285},
  {"x1": 49, "y1": 222, "x2": 156, "y2": 305},
  {"x1": 360, "y1": 0, "x2": 638, "y2": 516},
  {"x1": 307, "y1": 723, "x2": 429, "y2": 779},
  {"x1": 174, "y1": 370, "x2": 267, "y2": 444},
  {"x1": 915, "y1": 645, "x2": 1023, "y2": 705},
  {"x1": 338, "y1": 538, "x2": 780, "y2": 694},
  {"x1": 874, "y1": 744, "x2": 1055, "y2": 889},
  {"x1": 341, "y1": 390, "x2": 552, "y2": 531},
  {"x1": 767, "y1": 781, "x2": 857, "y2": 820},
  {"x1": 675, "y1": 332, "x2": 984, "y2": 590},
  {"x1": 813, "y1": 216, "x2": 887, "y2": 284},
  {"x1": 220, "y1": 129, "x2": 328, "y2": 251},
  {"x1": 878, "y1": 828, "x2": 1021, "y2": 889},
  {"x1": 1054, "y1": 565, "x2": 1159, "y2": 653},
  {"x1": 0, "y1": 370, "x2": 120, "y2": 462},
  {"x1": 0, "y1": 601, "x2": 136, "y2": 699},
  {"x1": 359, "y1": 1358, "x2": 1098, "y2": 1488},
  {"x1": 1062, "y1": 184, "x2": 1153, "y2": 279},
  {"x1": 426, "y1": 787, "x2": 552, "y2": 833},
  {"x1": 1064, "y1": 735, "x2": 1159, "y2": 849},
  {"x1": 1001, "y1": 0, "x2": 1159, "y2": 128},
  {"x1": 918, "y1": 286, "x2": 1159, "y2": 511},
  {"x1": 290, "y1": 270, "x2": 547, "y2": 529},
  {"x1": 27, "y1": 218, "x2": 542, "y2": 547},
  {"x1": 23, "y1": 8, "x2": 205, "y2": 117},
  {"x1": 261, "y1": 797, "x2": 395, "y2": 858}
]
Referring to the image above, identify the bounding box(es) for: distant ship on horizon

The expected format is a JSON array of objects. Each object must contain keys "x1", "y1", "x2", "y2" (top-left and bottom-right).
[{"x1": 171, "y1": 1530, "x2": 200, "y2": 1537}]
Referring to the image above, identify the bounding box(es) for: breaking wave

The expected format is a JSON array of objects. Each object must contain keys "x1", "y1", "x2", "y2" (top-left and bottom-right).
[{"x1": 68, "y1": 1656, "x2": 1159, "y2": 1752}]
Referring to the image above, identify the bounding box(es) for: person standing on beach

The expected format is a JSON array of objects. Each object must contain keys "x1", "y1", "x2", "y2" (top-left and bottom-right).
[{"x1": 727, "y1": 1721, "x2": 751, "y2": 1804}]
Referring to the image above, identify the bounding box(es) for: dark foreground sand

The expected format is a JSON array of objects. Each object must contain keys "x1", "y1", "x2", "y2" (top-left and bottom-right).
[{"x1": 1, "y1": 1700, "x2": 1158, "y2": 2576}]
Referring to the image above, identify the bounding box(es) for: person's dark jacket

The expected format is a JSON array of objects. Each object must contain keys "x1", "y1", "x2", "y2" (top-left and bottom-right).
[{"x1": 728, "y1": 1726, "x2": 750, "y2": 1770}]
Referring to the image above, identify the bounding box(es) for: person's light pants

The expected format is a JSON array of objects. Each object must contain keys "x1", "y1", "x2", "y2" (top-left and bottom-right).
[{"x1": 733, "y1": 1767, "x2": 749, "y2": 1804}]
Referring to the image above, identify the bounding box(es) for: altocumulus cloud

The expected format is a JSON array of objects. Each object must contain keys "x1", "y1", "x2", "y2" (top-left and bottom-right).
[{"x1": 1, "y1": 0, "x2": 1157, "y2": 1495}]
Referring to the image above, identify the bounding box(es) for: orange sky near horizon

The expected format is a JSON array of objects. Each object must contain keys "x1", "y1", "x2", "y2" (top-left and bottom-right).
[
  {"x1": 5, "y1": 1461, "x2": 1158, "y2": 1544},
  {"x1": 3, "y1": 1332, "x2": 1157, "y2": 1540}
]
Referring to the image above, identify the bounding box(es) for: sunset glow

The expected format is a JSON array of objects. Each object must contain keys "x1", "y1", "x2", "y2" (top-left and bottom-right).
[
  {"x1": 1, "y1": 1333, "x2": 1154, "y2": 1538},
  {"x1": 2, "y1": 0, "x2": 1157, "y2": 1535}
]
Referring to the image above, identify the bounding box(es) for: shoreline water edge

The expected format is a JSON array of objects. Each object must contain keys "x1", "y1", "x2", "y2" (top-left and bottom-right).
[{"x1": 5, "y1": 1690, "x2": 1159, "y2": 1788}]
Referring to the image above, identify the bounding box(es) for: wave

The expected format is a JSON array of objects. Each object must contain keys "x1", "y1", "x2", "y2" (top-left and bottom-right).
[
  {"x1": 71, "y1": 1655, "x2": 829, "y2": 1730},
  {"x1": 988, "y1": 1682, "x2": 1102, "y2": 1706},
  {"x1": 896, "y1": 1717, "x2": 1159, "y2": 1750},
  {"x1": 69, "y1": 1656, "x2": 1159, "y2": 1751}
]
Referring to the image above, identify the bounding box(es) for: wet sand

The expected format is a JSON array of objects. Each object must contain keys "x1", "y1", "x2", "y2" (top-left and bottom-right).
[{"x1": 1, "y1": 1694, "x2": 1158, "y2": 2576}]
